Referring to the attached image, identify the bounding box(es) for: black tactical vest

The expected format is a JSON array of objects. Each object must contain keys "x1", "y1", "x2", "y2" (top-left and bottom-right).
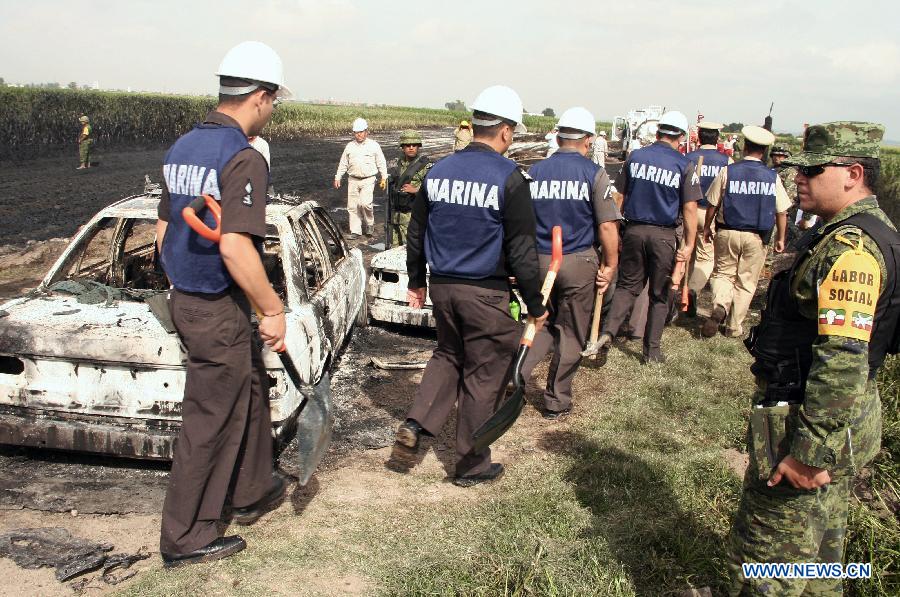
[{"x1": 746, "y1": 212, "x2": 900, "y2": 402}]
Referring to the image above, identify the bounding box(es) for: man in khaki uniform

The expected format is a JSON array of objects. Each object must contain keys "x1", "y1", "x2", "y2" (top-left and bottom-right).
[
  {"x1": 334, "y1": 117, "x2": 388, "y2": 239},
  {"x1": 702, "y1": 126, "x2": 790, "y2": 337},
  {"x1": 591, "y1": 130, "x2": 608, "y2": 167},
  {"x1": 685, "y1": 121, "x2": 733, "y2": 312},
  {"x1": 454, "y1": 120, "x2": 473, "y2": 152}
]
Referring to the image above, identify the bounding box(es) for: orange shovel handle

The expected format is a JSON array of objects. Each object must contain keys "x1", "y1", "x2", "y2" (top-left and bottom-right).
[
  {"x1": 522, "y1": 225, "x2": 563, "y2": 348},
  {"x1": 181, "y1": 194, "x2": 221, "y2": 242}
]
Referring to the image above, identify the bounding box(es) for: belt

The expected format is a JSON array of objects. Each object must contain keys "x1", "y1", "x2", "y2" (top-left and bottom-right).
[
  {"x1": 624, "y1": 220, "x2": 677, "y2": 229},
  {"x1": 349, "y1": 174, "x2": 376, "y2": 180}
]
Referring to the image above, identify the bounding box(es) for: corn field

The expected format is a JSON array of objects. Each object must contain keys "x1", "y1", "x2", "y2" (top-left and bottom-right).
[{"x1": 0, "y1": 87, "x2": 557, "y2": 160}]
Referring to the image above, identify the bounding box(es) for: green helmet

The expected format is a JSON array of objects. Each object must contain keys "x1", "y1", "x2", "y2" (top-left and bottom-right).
[
  {"x1": 770, "y1": 145, "x2": 791, "y2": 157},
  {"x1": 399, "y1": 130, "x2": 422, "y2": 146}
]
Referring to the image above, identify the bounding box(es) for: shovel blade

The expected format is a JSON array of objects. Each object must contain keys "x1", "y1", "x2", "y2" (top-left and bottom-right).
[
  {"x1": 471, "y1": 388, "x2": 525, "y2": 453},
  {"x1": 294, "y1": 372, "x2": 334, "y2": 486}
]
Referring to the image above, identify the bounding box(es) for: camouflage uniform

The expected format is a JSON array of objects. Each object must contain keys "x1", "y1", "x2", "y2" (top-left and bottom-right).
[
  {"x1": 728, "y1": 123, "x2": 891, "y2": 596},
  {"x1": 389, "y1": 130, "x2": 432, "y2": 246},
  {"x1": 78, "y1": 116, "x2": 93, "y2": 167}
]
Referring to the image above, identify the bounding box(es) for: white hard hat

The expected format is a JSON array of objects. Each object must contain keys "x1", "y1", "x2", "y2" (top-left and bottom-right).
[
  {"x1": 216, "y1": 41, "x2": 292, "y2": 99},
  {"x1": 470, "y1": 85, "x2": 527, "y2": 133},
  {"x1": 556, "y1": 106, "x2": 596, "y2": 138},
  {"x1": 658, "y1": 110, "x2": 689, "y2": 135},
  {"x1": 598, "y1": 130, "x2": 607, "y2": 136},
  {"x1": 352, "y1": 117, "x2": 368, "y2": 132}
]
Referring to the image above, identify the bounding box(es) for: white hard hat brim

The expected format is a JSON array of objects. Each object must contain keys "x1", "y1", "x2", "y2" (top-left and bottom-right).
[{"x1": 275, "y1": 84, "x2": 293, "y2": 100}]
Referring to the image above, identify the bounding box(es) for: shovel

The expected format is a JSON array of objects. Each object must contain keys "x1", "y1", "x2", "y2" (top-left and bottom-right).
[
  {"x1": 579, "y1": 287, "x2": 606, "y2": 366},
  {"x1": 471, "y1": 226, "x2": 563, "y2": 452},
  {"x1": 182, "y1": 195, "x2": 333, "y2": 485}
]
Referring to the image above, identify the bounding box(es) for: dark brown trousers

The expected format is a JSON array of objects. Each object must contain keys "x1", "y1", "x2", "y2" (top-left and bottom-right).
[
  {"x1": 521, "y1": 248, "x2": 599, "y2": 412},
  {"x1": 160, "y1": 289, "x2": 272, "y2": 555},
  {"x1": 407, "y1": 283, "x2": 520, "y2": 477},
  {"x1": 602, "y1": 223, "x2": 677, "y2": 354}
]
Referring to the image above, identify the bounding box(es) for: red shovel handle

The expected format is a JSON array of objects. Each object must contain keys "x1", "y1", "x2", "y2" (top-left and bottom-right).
[
  {"x1": 522, "y1": 225, "x2": 563, "y2": 348},
  {"x1": 181, "y1": 194, "x2": 221, "y2": 242}
]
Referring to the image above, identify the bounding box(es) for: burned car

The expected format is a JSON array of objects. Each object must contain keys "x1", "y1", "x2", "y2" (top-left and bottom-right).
[
  {"x1": 0, "y1": 189, "x2": 366, "y2": 482},
  {"x1": 367, "y1": 245, "x2": 526, "y2": 328}
]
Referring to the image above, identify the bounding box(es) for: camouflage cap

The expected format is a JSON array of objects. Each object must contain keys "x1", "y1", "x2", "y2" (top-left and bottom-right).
[
  {"x1": 784, "y1": 121, "x2": 884, "y2": 167},
  {"x1": 399, "y1": 130, "x2": 422, "y2": 145},
  {"x1": 770, "y1": 145, "x2": 791, "y2": 156}
]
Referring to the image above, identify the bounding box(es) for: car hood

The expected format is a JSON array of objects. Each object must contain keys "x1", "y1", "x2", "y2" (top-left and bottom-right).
[
  {"x1": 370, "y1": 245, "x2": 407, "y2": 271},
  {"x1": 0, "y1": 293, "x2": 185, "y2": 367}
]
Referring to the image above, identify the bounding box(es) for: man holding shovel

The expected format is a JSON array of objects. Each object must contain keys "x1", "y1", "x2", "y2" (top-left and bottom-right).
[
  {"x1": 394, "y1": 85, "x2": 548, "y2": 487},
  {"x1": 520, "y1": 107, "x2": 620, "y2": 419}
]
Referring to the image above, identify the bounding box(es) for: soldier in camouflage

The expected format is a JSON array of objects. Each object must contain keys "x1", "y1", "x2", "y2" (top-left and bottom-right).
[
  {"x1": 388, "y1": 130, "x2": 432, "y2": 246},
  {"x1": 77, "y1": 115, "x2": 93, "y2": 170},
  {"x1": 772, "y1": 145, "x2": 816, "y2": 246},
  {"x1": 728, "y1": 122, "x2": 897, "y2": 596}
]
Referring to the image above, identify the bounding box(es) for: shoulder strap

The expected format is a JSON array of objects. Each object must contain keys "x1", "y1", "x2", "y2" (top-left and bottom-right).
[{"x1": 395, "y1": 154, "x2": 430, "y2": 189}]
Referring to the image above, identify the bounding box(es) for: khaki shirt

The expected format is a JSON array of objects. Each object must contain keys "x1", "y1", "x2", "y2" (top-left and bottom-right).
[
  {"x1": 335, "y1": 138, "x2": 387, "y2": 180},
  {"x1": 706, "y1": 156, "x2": 791, "y2": 222}
]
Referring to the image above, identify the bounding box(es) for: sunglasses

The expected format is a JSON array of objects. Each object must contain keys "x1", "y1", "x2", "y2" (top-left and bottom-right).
[
  {"x1": 797, "y1": 163, "x2": 853, "y2": 177},
  {"x1": 400, "y1": 144, "x2": 420, "y2": 148}
]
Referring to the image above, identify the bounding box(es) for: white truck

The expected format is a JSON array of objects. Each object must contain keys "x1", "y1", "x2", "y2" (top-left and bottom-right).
[{"x1": 611, "y1": 105, "x2": 665, "y2": 159}]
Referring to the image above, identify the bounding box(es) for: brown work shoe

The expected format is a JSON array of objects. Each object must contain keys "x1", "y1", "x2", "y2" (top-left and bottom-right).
[{"x1": 701, "y1": 306, "x2": 726, "y2": 338}]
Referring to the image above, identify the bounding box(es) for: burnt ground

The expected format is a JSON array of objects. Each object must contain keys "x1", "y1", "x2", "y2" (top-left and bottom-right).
[{"x1": 0, "y1": 133, "x2": 627, "y2": 592}]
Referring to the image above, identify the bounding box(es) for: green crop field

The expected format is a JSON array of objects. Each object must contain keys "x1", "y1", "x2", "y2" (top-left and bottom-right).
[{"x1": 0, "y1": 87, "x2": 559, "y2": 160}]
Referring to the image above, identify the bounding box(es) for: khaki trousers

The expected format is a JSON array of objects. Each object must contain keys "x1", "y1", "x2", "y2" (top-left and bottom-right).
[
  {"x1": 709, "y1": 229, "x2": 767, "y2": 336},
  {"x1": 688, "y1": 206, "x2": 715, "y2": 292},
  {"x1": 347, "y1": 176, "x2": 376, "y2": 235},
  {"x1": 521, "y1": 248, "x2": 599, "y2": 412}
]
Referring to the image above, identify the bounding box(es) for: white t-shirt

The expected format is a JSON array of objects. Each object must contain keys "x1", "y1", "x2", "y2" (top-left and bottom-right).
[{"x1": 249, "y1": 136, "x2": 271, "y2": 169}]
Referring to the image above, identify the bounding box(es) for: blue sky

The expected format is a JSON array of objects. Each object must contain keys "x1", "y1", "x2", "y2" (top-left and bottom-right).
[{"x1": 3, "y1": 0, "x2": 898, "y2": 137}]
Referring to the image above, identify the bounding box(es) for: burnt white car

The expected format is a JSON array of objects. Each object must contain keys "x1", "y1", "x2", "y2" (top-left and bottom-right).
[
  {"x1": 367, "y1": 245, "x2": 527, "y2": 328},
  {"x1": 0, "y1": 190, "x2": 365, "y2": 482}
]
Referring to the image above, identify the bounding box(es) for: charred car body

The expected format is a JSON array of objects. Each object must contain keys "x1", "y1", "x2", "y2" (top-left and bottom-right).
[
  {"x1": 367, "y1": 245, "x2": 526, "y2": 328},
  {"x1": 0, "y1": 189, "x2": 366, "y2": 478}
]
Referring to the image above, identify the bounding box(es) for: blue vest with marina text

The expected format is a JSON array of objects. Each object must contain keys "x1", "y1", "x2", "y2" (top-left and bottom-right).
[
  {"x1": 622, "y1": 143, "x2": 690, "y2": 227},
  {"x1": 160, "y1": 123, "x2": 251, "y2": 293},
  {"x1": 685, "y1": 147, "x2": 728, "y2": 208},
  {"x1": 528, "y1": 151, "x2": 599, "y2": 254},
  {"x1": 722, "y1": 160, "x2": 778, "y2": 232},
  {"x1": 424, "y1": 149, "x2": 517, "y2": 279}
]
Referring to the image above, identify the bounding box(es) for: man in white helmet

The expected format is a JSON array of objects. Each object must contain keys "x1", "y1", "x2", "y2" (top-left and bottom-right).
[
  {"x1": 154, "y1": 41, "x2": 290, "y2": 568},
  {"x1": 392, "y1": 85, "x2": 548, "y2": 487},
  {"x1": 520, "y1": 107, "x2": 621, "y2": 418},
  {"x1": 591, "y1": 129, "x2": 608, "y2": 167},
  {"x1": 334, "y1": 118, "x2": 388, "y2": 239},
  {"x1": 595, "y1": 110, "x2": 702, "y2": 364}
]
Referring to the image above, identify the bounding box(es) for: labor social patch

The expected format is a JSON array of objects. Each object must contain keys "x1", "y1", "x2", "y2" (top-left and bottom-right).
[
  {"x1": 817, "y1": 247, "x2": 881, "y2": 340},
  {"x1": 242, "y1": 180, "x2": 253, "y2": 206}
]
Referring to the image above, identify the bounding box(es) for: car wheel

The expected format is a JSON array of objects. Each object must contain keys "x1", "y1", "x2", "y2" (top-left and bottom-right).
[{"x1": 355, "y1": 296, "x2": 369, "y2": 327}]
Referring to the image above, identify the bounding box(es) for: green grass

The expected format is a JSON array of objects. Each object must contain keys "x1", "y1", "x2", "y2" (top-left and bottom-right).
[
  {"x1": 0, "y1": 87, "x2": 559, "y2": 160},
  {"x1": 117, "y1": 324, "x2": 898, "y2": 596}
]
